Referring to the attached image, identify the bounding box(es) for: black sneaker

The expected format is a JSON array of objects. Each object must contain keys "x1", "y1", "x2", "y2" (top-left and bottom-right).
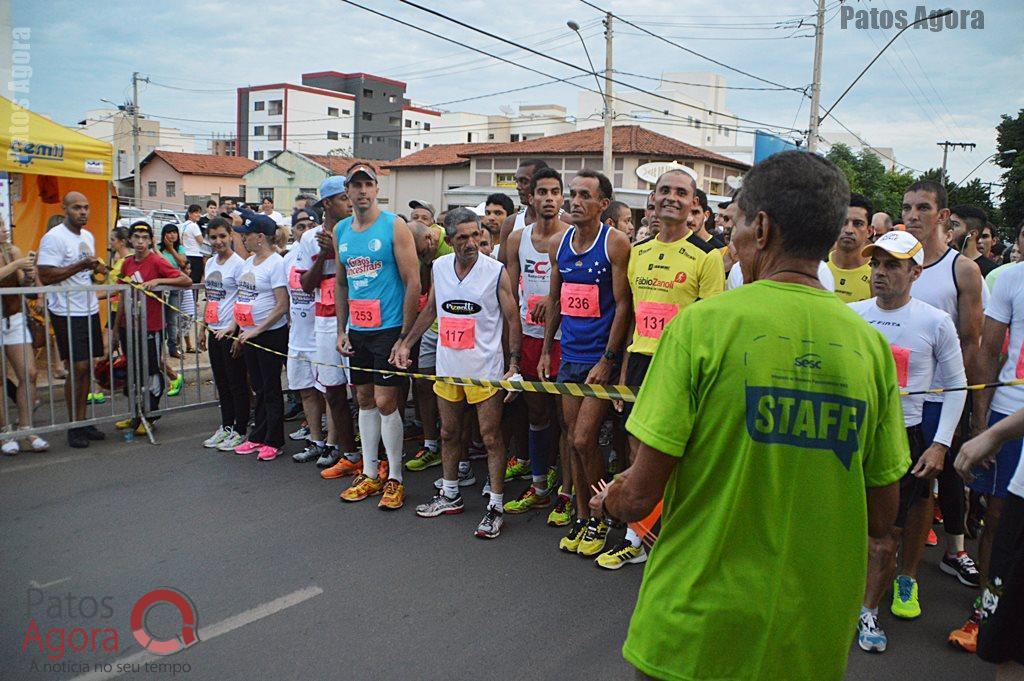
[
  {"x1": 82, "y1": 425, "x2": 106, "y2": 441},
  {"x1": 293, "y1": 442, "x2": 326, "y2": 463},
  {"x1": 283, "y1": 403, "x2": 304, "y2": 422},
  {"x1": 67, "y1": 428, "x2": 89, "y2": 449},
  {"x1": 940, "y1": 551, "x2": 981, "y2": 587}
]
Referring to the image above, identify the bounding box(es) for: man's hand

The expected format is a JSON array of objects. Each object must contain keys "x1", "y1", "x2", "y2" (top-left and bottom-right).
[
  {"x1": 955, "y1": 430, "x2": 1000, "y2": 483},
  {"x1": 588, "y1": 479, "x2": 611, "y2": 517},
  {"x1": 214, "y1": 328, "x2": 231, "y2": 342},
  {"x1": 503, "y1": 369, "x2": 522, "y2": 403},
  {"x1": 387, "y1": 339, "x2": 405, "y2": 368},
  {"x1": 229, "y1": 339, "x2": 243, "y2": 358},
  {"x1": 530, "y1": 297, "x2": 549, "y2": 326},
  {"x1": 584, "y1": 357, "x2": 613, "y2": 385},
  {"x1": 140, "y1": 280, "x2": 161, "y2": 291},
  {"x1": 393, "y1": 343, "x2": 412, "y2": 370},
  {"x1": 911, "y1": 443, "x2": 947, "y2": 479},
  {"x1": 336, "y1": 332, "x2": 352, "y2": 357},
  {"x1": 237, "y1": 328, "x2": 258, "y2": 345},
  {"x1": 316, "y1": 229, "x2": 335, "y2": 256},
  {"x1": 537, "y1": 352, "x2": 551, "y2": 381}
]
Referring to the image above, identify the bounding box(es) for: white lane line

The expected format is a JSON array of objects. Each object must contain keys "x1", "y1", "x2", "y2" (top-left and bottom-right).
[
  {"x1": 1, "y1": 433, "x2": 209, "y2": 475},
  {"x1": 1, "y1": 456, "x2": 75, "y2": 474},
  {"x1": 29, "y1": 577, "x2": 71, "y2": 589},
  {"x1": 70, "y1": 585, "x2": 323, "y2": 681}
]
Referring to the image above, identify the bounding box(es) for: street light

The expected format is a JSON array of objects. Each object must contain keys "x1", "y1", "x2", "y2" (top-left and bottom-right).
[
  {"x1": 568, "y1": 18, "x2": 613, "y2": 178},
  {"x1": 956, "y1": 149, "x2": 1018, "y2": 187}
]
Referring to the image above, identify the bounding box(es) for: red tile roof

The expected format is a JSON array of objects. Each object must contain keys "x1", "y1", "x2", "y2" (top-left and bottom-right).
[
  {"x1": 300, "y1": 154, "x2": 389, "y2": 176},
  {"x1": 382, "y1": 143, "x2": 481, "y2": 169},
  {"x1": 144, "y1": 150, "x2": 258, "y2": 177}
]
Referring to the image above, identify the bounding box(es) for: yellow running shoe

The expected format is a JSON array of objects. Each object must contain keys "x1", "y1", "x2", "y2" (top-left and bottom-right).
[
  {"x1": 559, "y1": 518, "x2": 587, "y2": 553},
  {"x1": 547, "y1": 489, "x2": 572, "y2": 527},
  {"x1": 596, "y1": 540, "x2": 647, "y2": 570},
  {"x1": 577, "y1": 517, "x2": 609, "y2": 557},
  {"x1": 890, "y1": 575, "x2": 921, "y2": 619},
  {"x1": 378, "y1": 479, "x2": 405, "y2": 511},
  {"x1": 504, "y1": 486, "x2": 551, "y2": 514},
  {"x1": 340, "y1": 474, "x2": 384, "y2": 502}
]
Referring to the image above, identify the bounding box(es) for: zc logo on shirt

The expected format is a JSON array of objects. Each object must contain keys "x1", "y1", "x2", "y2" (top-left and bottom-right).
[{"x1": 745, "y1": 386, "x2": 866, "y2": 470}]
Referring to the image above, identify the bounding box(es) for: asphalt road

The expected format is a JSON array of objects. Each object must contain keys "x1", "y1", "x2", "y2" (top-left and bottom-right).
[{"x1": 0, "y1": 407, "x2": 997, "y2": 681}]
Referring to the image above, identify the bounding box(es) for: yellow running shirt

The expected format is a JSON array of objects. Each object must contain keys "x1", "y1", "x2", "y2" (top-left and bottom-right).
[
  {"x1": 624, "y1": 280, "x2": 909, "y2": 681},
  {"x1": 827, "y1": 252, "x2": 872, "y2": 303},
  {"x1": 627, "y1": 234, "x2": 725, "y2": 356}
]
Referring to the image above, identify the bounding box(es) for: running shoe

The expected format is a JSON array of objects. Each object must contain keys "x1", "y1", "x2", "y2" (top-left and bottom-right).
[
  {"x1": 504, "y1": 486, "x2": 551, "y2": 514},
  {"x1": 25, "y1": 435, "x2": 49, "y2": 452},
  {"x1": 891, "y1": 575, "x2": 921, "y2": 619},
  {"x1": 933, "y1": 504, "x2": 944, "y2": 525},
  {"x1": 433, "y1": 467, "x2": 477, "y2": 489},
  {"x1": 940, "y1": 551, "x2": 981, "y2": 587},
  {"x1": 405, "y1": 446, "x2": 441, "y2": 471},
  {"x1": 559, "y1": 518, "x2": 587, "y2": 553},
  {"x1": 415, "y1": 492, "x2": 465, "y2": 517},
  {"x1": 316, "y1": 447, "x2": 341, "y2": 468},
  {"x1": 115, "y1": 418, "x2": 132, "y2": 429},
  {"x1": 167, "y1": 374, "x2": 183, "y2": 397},
  {"x1": 577, "y1": 517, "x2": 609, "y2": 557},
  {"x1": 595, "y1": 540, "x2": 647, "y2": 570},
  {"x1": 547, "y1": 488, "x2": 572, "y2": 527},
  {"x1": 468, "y1": 442, "x2": 487, "y2": 460},
  {"x1": 503, "y1": 456, "x2": 531, "y2": 481},
  {"x1": 475, "y1": 506, "x2": 503, "y2": 539},
  {"x1": 857, "y1": 611, "x2": 887, "y2": 653},
  {"x1": 926, "y1": 529, "x2": 938, "y2": 546},
  {"x1": 2, "y1": 440, "x2": 18, "y2": 455},
  {"x1": 320, "y1": 456, "x2": 362, "y2": 479},
  {"x1": 217, "y1": 430, "x2": 245, "y2": 451},
  {"x1": 340, "y1": 474, "x2": 384, "y2": 502},
  {"x1": 233, "y1": 440, "x2": 261, "y2": 456},
  {"x1": 87, "y1": 392, "x2": 106, "y2": 404},
  {"x1": 256, "y1": 445, "x2": 282, "y2": 461},
  {"x1": 545, "y1": 467, "x2": 558, "y2": 492},
  {"x1": 283, "y1": 402, "x2": 304, "y2": 422},
  {"x1": 947, "y1": 613, "x2": 979, "y2": 653},
  {"x1": 378, "y1": 479, "x2": 405, "y2": 511},
  {"x1": 203, "y1": 426, "x2": 230, "y2": 449},
  {"x1": 293, "y1": 441, "x2": 327, "y2": 463},
  {"x1": 289, "y1": 423, "x2": 310, "y2": 441}
]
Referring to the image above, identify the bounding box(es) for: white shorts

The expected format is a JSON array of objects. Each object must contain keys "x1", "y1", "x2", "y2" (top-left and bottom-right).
[
  {"x1": 0, "y1": 313, "x2": 32, "y2": 346},
  {"x1": 418, "y1": 328, "x2": 438, "y2": 368},
  {"x1": 287, "y1": 350, "x2": 316, "y2": 391},
  {"x1": 314, "y1": 327, "x2": 348, "y2": 392}
]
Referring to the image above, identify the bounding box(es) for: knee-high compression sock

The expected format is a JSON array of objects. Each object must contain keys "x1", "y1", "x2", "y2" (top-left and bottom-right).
[
  {"x1": 528, "y1": 424, "x2": 552, "y2": 479},
  {"x1": 380, "y1": 410, "x2": 404, "y2": 483},
  {"x1": 359, "y1": 408, "x2": 381, "y2": 477}
]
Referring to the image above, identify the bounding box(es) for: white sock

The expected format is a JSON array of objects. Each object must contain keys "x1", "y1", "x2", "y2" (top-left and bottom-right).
[
  {"x1": 860, "y1": 605, "x2": 878, "y2": 617},
  {"x1": 380, "y1": 410, "x2": 404, "y2": 483},
  {"x1": 489, "y1": 492, "x2": 504, "y2": 513},
  {"x1": 442, "y1": 479, "x2": 459, "y2": 499},
  {"x1": 424, "y1": 439, "x2": 438, "y2": 452},
  {"x1": 625, "y1": 527, "x2": 641, "y2": 548},
  {"x1": 458, "y1": 460, "x2": 470, "y2": 475},
  {"x1": 313, "y1": 440, "x2": 325, "y2": 447},
  {"x1": 359, "y1": 409, "x2": 381, "y2": 477},
  {"x1": 344, "y1": 451, "x2": 361, "y2": 463}
]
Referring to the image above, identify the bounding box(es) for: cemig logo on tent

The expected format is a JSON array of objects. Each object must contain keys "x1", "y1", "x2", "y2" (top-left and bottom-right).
[{"x1": 9, "y1": 140, "x2": 65, "y2": 167}]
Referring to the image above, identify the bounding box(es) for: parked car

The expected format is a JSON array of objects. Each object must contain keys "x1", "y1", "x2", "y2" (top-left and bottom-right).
[{"x1": 115, "y1": 207, "x2": 185, "y2": 229}]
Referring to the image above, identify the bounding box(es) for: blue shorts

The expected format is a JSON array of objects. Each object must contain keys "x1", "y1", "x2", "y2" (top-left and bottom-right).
[
  {"x1": 970, "y1": 411, "x2": 1024, "y2": 498},
  {"x1": 557, "y1": 360, "x2": 597, "y2": 384}
]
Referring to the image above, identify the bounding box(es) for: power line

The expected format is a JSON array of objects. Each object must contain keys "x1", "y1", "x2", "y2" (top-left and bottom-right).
[{"x1": 611, "y1": 69, "x2": 807, "y2": 93}]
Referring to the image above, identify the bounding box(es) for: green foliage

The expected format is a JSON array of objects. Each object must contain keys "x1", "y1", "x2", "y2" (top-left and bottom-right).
[{"x1": 996, "y1": 110, "x2": 1024, "y2": 233}]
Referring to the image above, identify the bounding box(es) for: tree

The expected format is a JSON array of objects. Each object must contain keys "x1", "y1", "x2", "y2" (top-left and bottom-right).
[
  {"x1": 825, "y1": 143, "x2": 914, "y2": 219},
  {"x1": 996, "y1": 109, "x2": 1024, "y2": 233}
]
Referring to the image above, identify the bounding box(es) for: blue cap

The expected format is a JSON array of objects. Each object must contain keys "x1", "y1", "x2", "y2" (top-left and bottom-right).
[
  {"x1": 235, "y1": 209, "x2": 278, "y2": 236},
  {"x1": 316, "y1": 175, "x2": 347, "y2": 207}
]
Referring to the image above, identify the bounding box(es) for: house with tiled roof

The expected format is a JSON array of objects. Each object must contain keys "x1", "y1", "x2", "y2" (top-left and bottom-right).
[
  {"x1": 138, "y1": 150, "x2": 258, "y2": 209},
  {"x1": 383, "y1": 125, "x2": 750, "y2": 214},
  {"x1": 241, "y1": 150, "x2": 391, "y2": 210}
]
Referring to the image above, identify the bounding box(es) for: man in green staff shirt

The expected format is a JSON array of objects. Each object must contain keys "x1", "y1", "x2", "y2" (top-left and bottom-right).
[{"x1": 590, "y1": 151, "x2": 909, "y2": 681}]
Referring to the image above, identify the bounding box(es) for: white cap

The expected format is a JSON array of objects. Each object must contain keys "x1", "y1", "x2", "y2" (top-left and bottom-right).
[{"x1": 862, "y1": 230, "x2": 924, "y2": 265}]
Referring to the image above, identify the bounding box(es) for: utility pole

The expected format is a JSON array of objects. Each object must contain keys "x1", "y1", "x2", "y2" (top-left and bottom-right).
[
  {"x1": 937, "y1": 141, "x2": 976, "y2": 184},
  {"x1": 132, "y1": 71, "x2": 141, "y2": 207},
  {"x1": 602, "y1": 12, "x2": 613, "y2": 178},
  {"x1": 806, "y1": 0, "x2": 826, "y2": 152}
]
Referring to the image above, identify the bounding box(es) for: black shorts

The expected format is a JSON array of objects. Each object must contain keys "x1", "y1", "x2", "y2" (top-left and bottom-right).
[
  {"x1": 894, "y1": 425, "x2": 929, "y2": 528},
  {"x1": 622, "y1": 353, "x2": 653, "y2": 420},
  {"x1": 51, "y1": 313, "x2": 104, "y2": 363},
  {"x1": 978, "y1": 492, "x2": 1024, "y2": 665},
  {"x1": 187, "y1": 256, "x2": 205, "y2": 284},
  {"x1": 349, "y1": 327, "x2": 403, "y2": 387}
]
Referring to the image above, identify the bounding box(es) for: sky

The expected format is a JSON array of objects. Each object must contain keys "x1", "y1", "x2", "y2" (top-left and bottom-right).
[{"x1": 10, "y1": 0, "x2": 1024, "y2": 191}]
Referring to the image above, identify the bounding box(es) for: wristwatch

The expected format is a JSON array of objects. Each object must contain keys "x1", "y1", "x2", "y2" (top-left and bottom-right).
[{"x1": 602, "y1": 350, "x2": 620, "y2": 362}]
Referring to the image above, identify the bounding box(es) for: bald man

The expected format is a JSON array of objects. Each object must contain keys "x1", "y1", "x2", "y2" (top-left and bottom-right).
[
  {"x1": 38, "y1": 192, "x2": 109, "y2": 448},
  {"x1": 871, "y1": 212, "x2": 893, "y2": 240}
]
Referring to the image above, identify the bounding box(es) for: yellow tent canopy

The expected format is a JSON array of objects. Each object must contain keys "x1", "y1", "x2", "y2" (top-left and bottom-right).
[{"x1": 0, "y1": 95, "x2": 112, "y2": 181}]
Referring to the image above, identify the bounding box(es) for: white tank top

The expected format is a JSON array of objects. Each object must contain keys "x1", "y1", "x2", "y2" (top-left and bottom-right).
[
  {"x1": 911, "y1": 248, "x2": 960, "y2": 325},
  {"x1": 433, "y1": 253, "x2": 505, "y2": 381},
  {"x1": 513, "y1": 208, "x2": 529, "y2": 232},
  {"x1": 518, "y1": 224, "x2": 561, "y2": 341}
]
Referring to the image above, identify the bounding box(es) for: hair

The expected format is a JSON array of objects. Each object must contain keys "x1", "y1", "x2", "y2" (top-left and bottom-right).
[
  {"x1": 654, "y1": 169, "x2": 697, "y2": 195},
  {"x1": 529, "y1": 167, "x2": 563, "y2": 195},
  {"x1": 485, "y1": 192, "x2": 515, "y2": 216},
  {"x1": 262, "y1": 196, "x2": 274, "y2": 205},
  {"x1": 601, "y1": 200, "x2": 630, "y2": 225},
  {"x1": 206, "y1": 216, "x2": 232, "y2": 234},
  {"x1": 128, "y1": 221, "x2": 153, "y2": 238},
  {"x1": 949, "y1": 204, "x2": 988, "y2": 234},
  {"x1": 872, "y1": 211, "x2": 893, "y2": 229},
  {"x1": 206, "y1": 199, "x2": 217, "y2": 208},
  {"x1": 518, "y1": 158, "x2": 549, "y2": 173},
  {"x1": 442, "y1": 207, "x2": 481, "y2": 239},
  {"x1": 574, "y1": 168, "x2": 613, "y2": 201},
  {"x1": 849, "y1": 193, "x2": 874, "y2": 220},
  {"x1": 905, "y1": 180, "x2": 948, "y2": 210},
  {"x1": 294, "y1": 193, "x2": 317, "y2": 207},
  {"x1": 695, "y1": 188, "x2": 709, "y2": 213},
  {"x1": 735, "y1": 150, "x2": 849, "y2": 261},
  {"x1": 46, "y1": 214, "x2": 65, "y2": 231},
  {"x1": 158, "y1": 223, "x2": 180, "y2": 252},
  {"x1": 111, "y1": 226, "x2": 131, "y2": 244}
]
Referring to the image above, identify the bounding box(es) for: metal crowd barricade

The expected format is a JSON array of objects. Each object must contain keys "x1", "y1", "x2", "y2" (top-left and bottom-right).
[{"x1": 0, "y1": 283, "x2": 136, "y2": 442}]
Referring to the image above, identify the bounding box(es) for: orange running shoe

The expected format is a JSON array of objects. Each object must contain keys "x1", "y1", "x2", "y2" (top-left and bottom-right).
[
  {"x1": 947, "y1": 615, "x2": 979, "y2": 653},
  {"x1": 378, "y1": 479, "x2": 405, "y2": 510},
  {"x1": 321, "y1": 456, "x2": 363, "y2": 480},
  {"x1": 926, "y1": 529, "x2": 938, "y2": 546},
  {"x1": 340, "y1": 474, "x2": 384, "y2": 502}
]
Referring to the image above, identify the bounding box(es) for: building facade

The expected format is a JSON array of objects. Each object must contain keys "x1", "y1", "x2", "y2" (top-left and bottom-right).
[
  {"x1": 138, "y1": 150, "x2": 257, "y2": 211},
  {"x1": 242, "y1": 150, "x2": 390, "y2": 210},
  {"x1": 235, "y1": 83, "x2": 356, "y2": 161},
  {"x1": 78, "y1": 109, "x2": 197, "y2": 181}
]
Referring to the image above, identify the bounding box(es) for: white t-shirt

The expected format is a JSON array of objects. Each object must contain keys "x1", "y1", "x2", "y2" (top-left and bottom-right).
[
  {"x1": 985, "y1": 263, "x2": 1024, "y2": 416},
  {"x1": 263, "y1": 210, "x2": 285, "y2": 226},
  {"x1": 295, "y1": 226, "x2": 338, "y2": 333},
  {"x1": 282, "y1": 249, "x2": 316, "y2": 352},
  {"x1": 726, "y1": 261, "x2": 835, "y2": 292},
  {"x1": 235, "y1": 252, "x2": 287, "y2": 331},
  {"x1": 180, "y1": 220, "x2": 203, "y2": 257},
  {"x1": 203, "y1": 252, "x2": 245, "y2": 331},
  {"x1": 848, "y1": 297, "x2": 967, "y2": 445},
  {"x1": 37, "y1": 223, "x2": 99, "y2": 316}
]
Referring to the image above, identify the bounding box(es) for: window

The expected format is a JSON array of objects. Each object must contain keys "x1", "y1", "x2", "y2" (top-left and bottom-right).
[
  {"x1": 404, "y1": 141, "x2": 411, "y2": 149},
  {"x1": 488, "y1": 134, "x2": 494, "y2": 140},
  {"x1": 388, "y1": 95, "x2": 396, "y2": 103},
  {"x1": 165, "y1": 181, "x2": 176, "y2": 197},
  {"x1": 327, "y1": 131, "x2": 339, "y2": 140},
  {"x1": 267, "y1": 125, "x2": 282, "y2": 141},
  {"x1": 254, "y1": 101, "x2": 264, "y2": 111},
  {"x1": 253, "y1": 150, "x2": 264, "y2": 160},
  {"x1": 362, "y1": 112, "x2": 373, "y2": 122},
  {"x1": 376, "y1": 136, "x2": 384, "y2": 142},
  {"x1": 342, "y1": 108, "x2": 350, "y2": 115},
  {"x1": 388, "y1": 116, "x2": 400, "y2": 125},
  {"x1": 405, "y1": 119, "x2": 412, "y2": 128},
  {"x1": 253, "y1": 125, "x2": 264, "y2": 136},
  {"x1": 300, "y1": 187, "x2": 317, "y2": 195},
  {"x1": 423, "y1": 122, "x2": 431, "y2": 131},
  {"x1": 259, "y1": 188, "x2": 273, "y2": 202},
  {"x1": 328, "y1": 107, "x2": 339, "y2": 117},
  {"x1": 510, "y1": 134, "x2": 520, "y2": 142},
  {"x1": 238, "y1": 185, "x2": 246, "y2": 197},
  {"x1": 424, "y1": 144, "x2": 430, "y2": 148},
  {"x1": 389, "y1": 138, "x2": 399, "y2": 147},
  {"x1": 341, "y1": 132, "x2": 351, "y2": 139},
  {"x1": 467, "y1": 133, "x2": 473, "y2": 143},
  {"x1": 361, "y1": 135, "x2": 371, "y2": 144},
  {"x1": 496, "y1": 173, "x2": 516, "y2": 188},
  {"x1": 147, "y1": 181, "x2": 157, "y2": 197},
  {"x1": 362, "y1": 88, "x2": 373, "y2": 98},
  {"x1": 268, "y1": 99, "x2": 283, "y2": 115},
  {"x1": 694, "y1": 119, "x2": 701, "y2": 129}
]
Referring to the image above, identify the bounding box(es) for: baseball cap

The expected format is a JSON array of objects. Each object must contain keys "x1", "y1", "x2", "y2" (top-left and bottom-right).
[
  {"x1": 409, "y1": 199, "x2": 435, "y2": 216},
  {"x1": 235, "y1": 209, "x2": 278, "y2": 236},
  {"x1": 292, "y1": 206, "x2": 321, "y2": 225},
  {"x1": 316, "y1": 176, "x2": 347, "y2": 208},
  {"x1": 128, "y1": 220, "x2": 153, "y2": 238},
  {"x1": 345, "y1": 164, "x2": 377, "y2": 185},
  {"x1": 862, "y1": 230, "x2": 924, "y2": 265}
]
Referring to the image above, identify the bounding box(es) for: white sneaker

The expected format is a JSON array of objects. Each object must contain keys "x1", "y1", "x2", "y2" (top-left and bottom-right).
[
  {"x1": 2, "y1": 439, "x2": 19, "y2": 455},
  {"x1": 289, "y1": 425, "x2": 310, "y2": 441},
  {"x1": 27, "y1": 436, "x2": 49, "y2": 452},
  {"x1": 203, "y1": 426, "x2": 230, "y2": 448},
  {"x1": 217, "y1": 430, "x2": 245, "y2": 451}
]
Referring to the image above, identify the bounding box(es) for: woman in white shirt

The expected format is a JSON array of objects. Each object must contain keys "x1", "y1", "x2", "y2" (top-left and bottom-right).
[{"x1": 225, "y1": 212, "x2": 288, "y2": 461}]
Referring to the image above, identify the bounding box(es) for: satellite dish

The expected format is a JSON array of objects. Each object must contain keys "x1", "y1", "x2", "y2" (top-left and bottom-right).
[{"x1": 726, "y1": 175, "x2": 743, "y2": 191}]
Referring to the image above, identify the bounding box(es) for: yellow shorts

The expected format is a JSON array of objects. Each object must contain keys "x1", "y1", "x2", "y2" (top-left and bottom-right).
[{"x1": 433, "y1": 381, "x2": 500, "y2": 405}]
